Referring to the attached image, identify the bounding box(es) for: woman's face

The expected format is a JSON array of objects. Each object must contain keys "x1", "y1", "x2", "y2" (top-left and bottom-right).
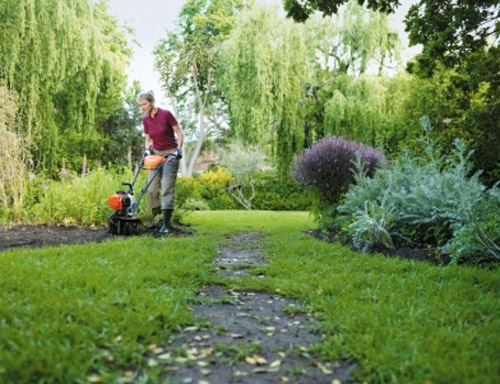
[{"x1": 139, "y1": 99, "x2": 154, "y2": 115}]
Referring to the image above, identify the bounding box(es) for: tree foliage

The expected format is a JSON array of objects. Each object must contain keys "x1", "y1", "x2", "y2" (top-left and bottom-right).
[
  {"x1": 100, "y1": 82, "x2": 144, "y2": 167},
  {"x1": 221, "y1": 1, "x2": 399, "y2": 175},
  {"x1": 283, "y1": 0, "x2": 400, "y2": 21},
  {"x1": 0, "y1": 0, "x2": 132, "y2": 175},
  {"x1": 405, "y1": 0, "x2": 500, "y2": 76},
  {"x1": 154, "y1": 0, "x2": 246, "y2": 176}
]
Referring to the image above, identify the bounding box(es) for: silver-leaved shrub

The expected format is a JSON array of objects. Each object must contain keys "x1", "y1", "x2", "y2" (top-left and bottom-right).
[{"x1": 337, "y1": 118, "x2": 500, "y2": 264}]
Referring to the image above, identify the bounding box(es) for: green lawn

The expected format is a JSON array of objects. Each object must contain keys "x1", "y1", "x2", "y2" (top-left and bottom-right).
[{"x1": 1, "y1": 211, "x2": 499, "y2": 383}]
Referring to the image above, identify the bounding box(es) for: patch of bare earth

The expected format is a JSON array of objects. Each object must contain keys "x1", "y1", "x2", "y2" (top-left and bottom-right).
[
  {"x1": 150, "y1": 231, "x2": 359, "y2": 384},
  {"x1": 0, "y1": 223, "x2": 191, "y2": 252}
]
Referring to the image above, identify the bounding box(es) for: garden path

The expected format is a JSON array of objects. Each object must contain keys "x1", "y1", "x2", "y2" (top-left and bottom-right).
[{"x1": 150, "y1": 231, "x2": 358, "y2": 384}]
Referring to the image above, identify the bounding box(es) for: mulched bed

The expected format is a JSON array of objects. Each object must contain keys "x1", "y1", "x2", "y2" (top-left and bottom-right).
[
  {"x1": 306, "y1": 229, "x2": 451, "y2": 266},
  {"x1": 0, "y1": 223, "x2": 192, "y2": 252}
]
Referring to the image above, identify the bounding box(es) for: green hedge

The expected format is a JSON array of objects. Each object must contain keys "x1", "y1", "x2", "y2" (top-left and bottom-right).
[{"x1": 177, "y1": 168, "x2": 315, "y2": 211}]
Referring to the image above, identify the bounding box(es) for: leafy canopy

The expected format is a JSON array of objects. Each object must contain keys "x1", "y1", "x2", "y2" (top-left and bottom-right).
[{"x1": 284, "y1": 0, "x2": 400, "y2": 21}]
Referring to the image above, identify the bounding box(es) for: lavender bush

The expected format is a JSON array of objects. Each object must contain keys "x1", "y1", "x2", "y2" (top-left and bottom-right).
[{"x1": 294, "y1": 137, "x2": 385, "y2": 204}]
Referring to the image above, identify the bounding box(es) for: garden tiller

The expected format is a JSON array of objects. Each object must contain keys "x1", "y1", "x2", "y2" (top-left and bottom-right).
[{"x1": 107, "y1": 152, "x2": 165, "y2": 235}]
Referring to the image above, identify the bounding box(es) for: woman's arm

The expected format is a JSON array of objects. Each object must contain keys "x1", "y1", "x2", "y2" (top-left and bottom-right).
[
  {"x1": 145, "y1": 133, "x2": 153, "y2": 150},
  {"x1": 172, "y1": 124, "x2": 184, "y2": 149}
]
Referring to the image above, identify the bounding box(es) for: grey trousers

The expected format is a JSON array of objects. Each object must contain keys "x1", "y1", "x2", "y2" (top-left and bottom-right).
[{"x1": 147, "y1": 150, "x2": 179, "y2": 210}]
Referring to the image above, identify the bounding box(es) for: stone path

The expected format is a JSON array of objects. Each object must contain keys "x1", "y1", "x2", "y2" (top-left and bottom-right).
[{"x1": 147, "y1": 232, "x2": 358, "y2": 383}]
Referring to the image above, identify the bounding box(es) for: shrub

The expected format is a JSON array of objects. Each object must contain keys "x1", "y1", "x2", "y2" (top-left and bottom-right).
[
  {"x1": 443, "y1": 187, "x2": 500, "y2": 264},
  {"x1": 251, "y1": 171, "x2": 317, "y2": 211},
  {"x1": 198, "y1": 168, "x2": 236, "y2": 210},
  {"x1": 294, "y1": 136, "x2": 385, "y2": 204},
  {"x1": 176, "y1": 169, "x2": 237, "y2": 212},
  {"x1": 29, "y1": 167, "x2": 137, "y2": 227},
  {"x1": 222, "y1": 142, "x2": 265, "y2": 210},
  {"x1": 337, "y1": 118, "x2": 500, "y2": 264}
]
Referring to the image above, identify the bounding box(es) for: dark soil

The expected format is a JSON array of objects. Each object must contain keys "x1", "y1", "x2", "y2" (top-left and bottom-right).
[
  {"x1": 306, "y1": 229, "x2": 451, "y2": 266},
  {"x1": 0, "y1": 223, "x2": 191, "y2": 252}
]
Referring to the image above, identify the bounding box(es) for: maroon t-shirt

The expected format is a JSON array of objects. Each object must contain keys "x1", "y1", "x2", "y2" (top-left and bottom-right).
[{"x1": 143, "y1": 108, "x2": 178, "y2": 151}]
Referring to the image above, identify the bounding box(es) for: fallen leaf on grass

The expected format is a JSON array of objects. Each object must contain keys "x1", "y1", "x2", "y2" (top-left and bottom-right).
[
  {"x1": 245, "y1": 356, "x2": 257, "y2": 365},
  {"x1": 157, "y1": 352, "x2": 171, "y2": 360},
  {"x1": 175, "y1": 357, "x2": 188, "y2": 363},
  {"x1": 253, "y1": 367, "x2": 268, "y2": 374},
  {"x1": 86, "y1": 375, "x2": 102, "y2": 383},
  {"x1": 245, "y1": 355, "x2": 267, "y2": 365},
  {"x1": 147, "y1": 358, "x2": 158, "y2": 367},
  {"x1": 318, "y1": 363, "x2": 333, "y2": 375},
  {"x1": 199, "y1": 348, "x2": 213, "y2": 358},
  {"x1": 233, "y1": 370, "x2": 249, "y2": 377},
  {"x1": 270, "y1": 360, "x2": 281, "y2": 368},
  {"x1": 332, "y1": 380, "x2": 342, "y2": 384}
]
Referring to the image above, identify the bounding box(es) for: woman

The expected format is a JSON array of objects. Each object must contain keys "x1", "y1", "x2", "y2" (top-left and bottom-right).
[{"x1": 138, "y1": 90, "x2": 184, "y2": 234}]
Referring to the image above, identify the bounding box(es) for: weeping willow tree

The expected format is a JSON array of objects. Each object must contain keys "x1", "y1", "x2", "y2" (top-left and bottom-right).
[
  {"x1": 220, "y1": 0, "x2": 401, "y2": 174},
  {"x1": 221, "y1": 5, "x2": 309, "y2": 175},
  {"x1": 301, "y1": 0, "x2": 402, "y2": 148},
  {"x1": 322, "y1": 75, "x2": 388, "y2": 146},
  {"x1": 0, "y1": 0, "x2": 131, "y2": 175}
]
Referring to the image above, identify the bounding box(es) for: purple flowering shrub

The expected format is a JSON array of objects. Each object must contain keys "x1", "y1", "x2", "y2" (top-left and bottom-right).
[{"x1": 294, "y1": 137, "x2": 385, "y2": 204}]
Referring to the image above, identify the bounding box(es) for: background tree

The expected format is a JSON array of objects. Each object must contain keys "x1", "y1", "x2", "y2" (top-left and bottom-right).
[
  {"x1": 283, "y1": 0, "x2": 400, "y2": 21},
  {"x1": 221, "y1": 5, "x2": 309, "y2": 176},
  {"x1": 100, "y1": 81, "x2": 144, "y2": 167},
  {"x1": 405, "y1": 0, "x2": 500, "y2": 75},
  {"x1": 285, "y1": 0, "x2": 500, "y2": 184},
  {"x1": 0, "y1": 0, "x2": 132, "y2": 175},
  {"x1": 221, "y1": 1, "x2": 400, "y2": 175},
  {"x1": 154, "y1": 0, "x2": 246, "y2": 176},
  {"x1": 404, "y1": 0, "x2": 500, "y2": 183}
]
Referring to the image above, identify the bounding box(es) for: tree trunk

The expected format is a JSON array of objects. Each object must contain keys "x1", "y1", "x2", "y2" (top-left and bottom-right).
[{"x1": 184, "y1": 65, "x2": 212, "y2": 177}]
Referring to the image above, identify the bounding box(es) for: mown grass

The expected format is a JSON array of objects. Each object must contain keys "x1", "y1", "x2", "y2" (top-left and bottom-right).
[{"x1": 1, "y1": 211, "x2": 499, "y2": 383}]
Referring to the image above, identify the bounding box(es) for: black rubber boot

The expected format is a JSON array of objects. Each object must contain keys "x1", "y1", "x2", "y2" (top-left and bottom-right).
[
  {"x1": 146, "y1": 207, "x2": 161, "y2": 229},
  {"x1": 159, "y1": 209, "x2": 173, "y2": 234}
]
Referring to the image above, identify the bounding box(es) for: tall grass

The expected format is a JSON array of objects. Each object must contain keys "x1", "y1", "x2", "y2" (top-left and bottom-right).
[
  {"x1": 0, "y1": 85, "x2": 28, "y2": 222},
  {"x1": 19, "y1": 168, "x2": 148, "y2": 227}
]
